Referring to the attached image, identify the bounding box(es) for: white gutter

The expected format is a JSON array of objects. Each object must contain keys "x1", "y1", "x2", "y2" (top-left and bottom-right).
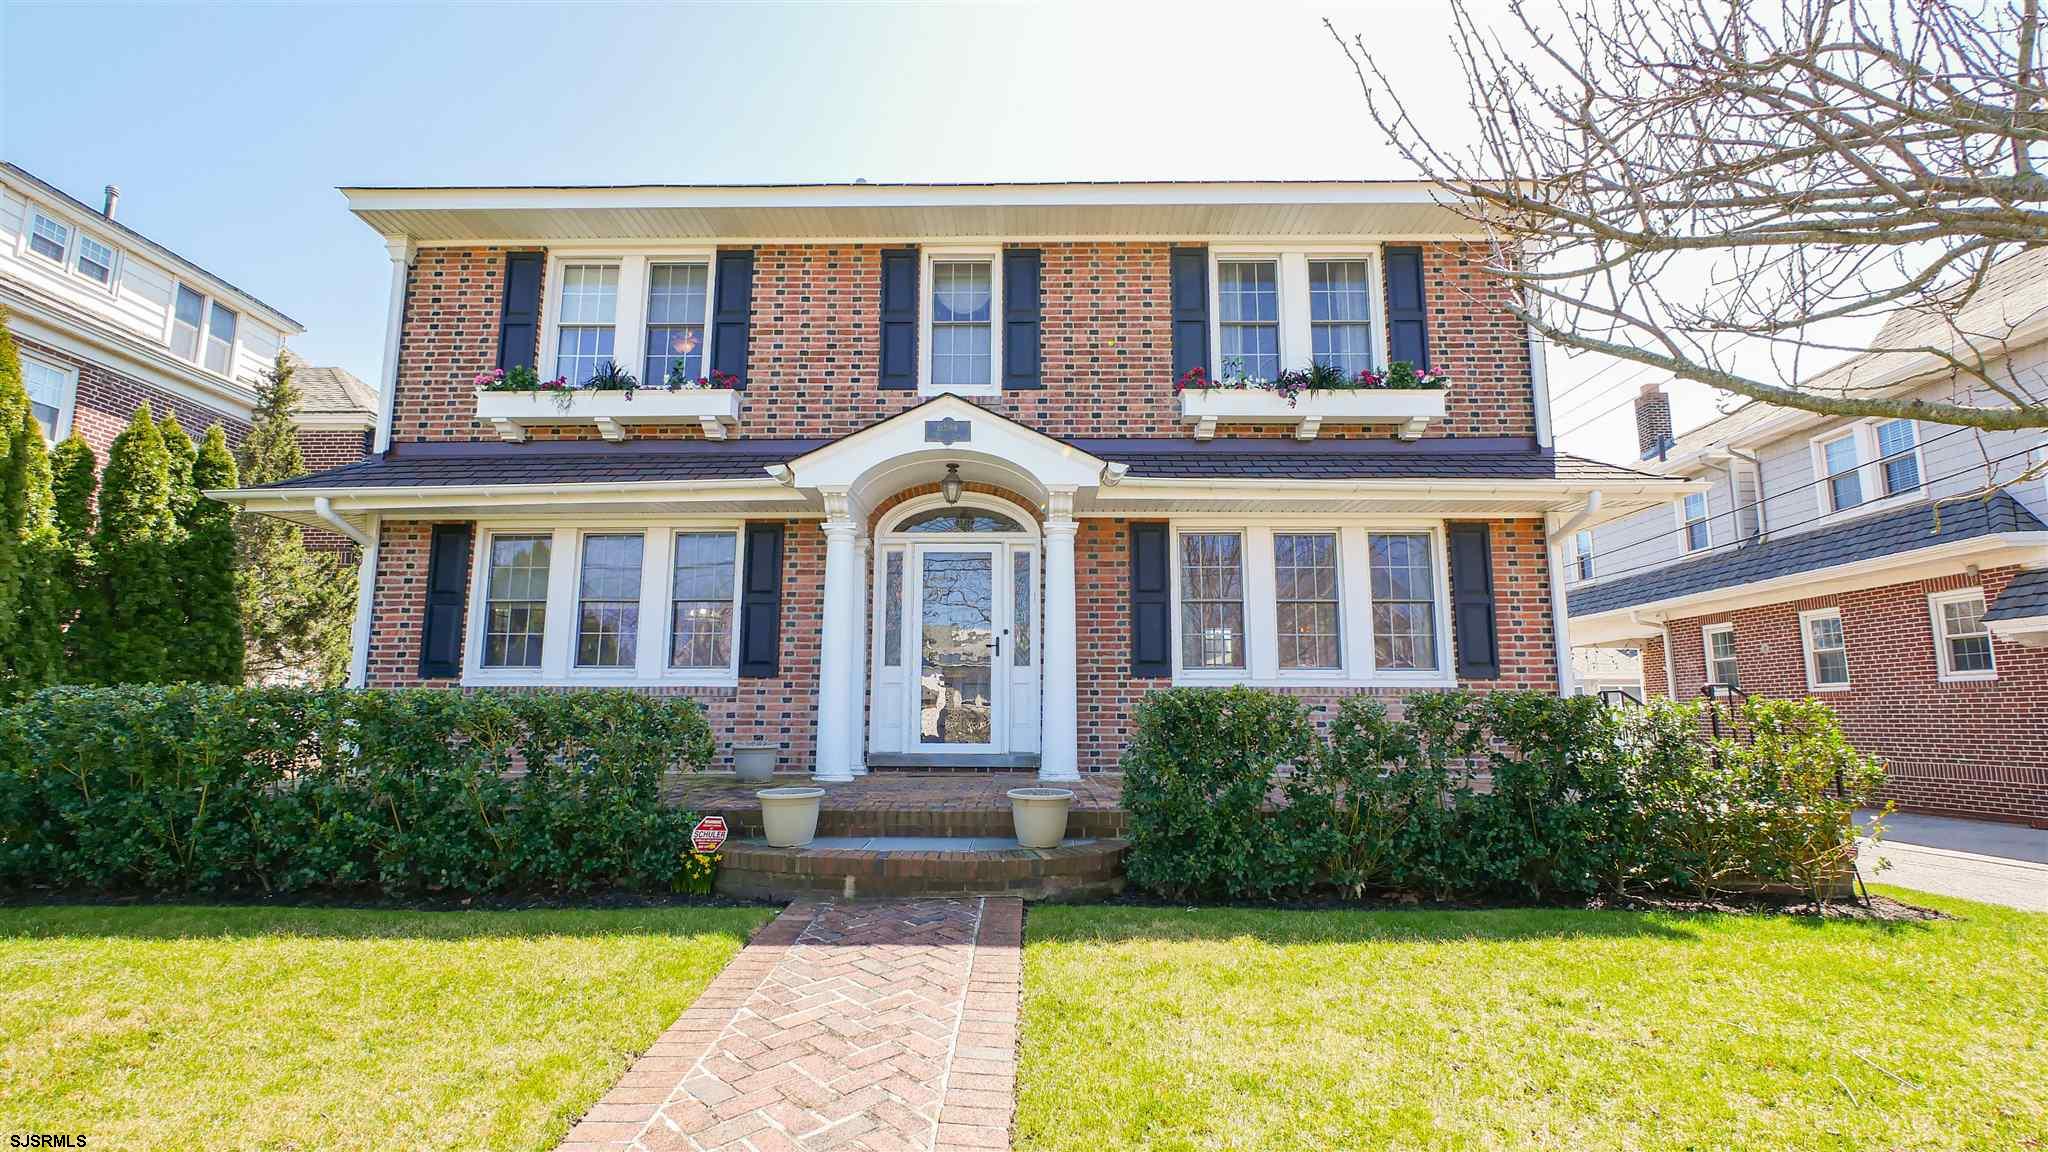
[
  {"x1": 313, "y1": 497, "x2": 372, "y2": 547},
  {"x1": 1547, "y1": 490, "x2": 1603, "y2": 542}
]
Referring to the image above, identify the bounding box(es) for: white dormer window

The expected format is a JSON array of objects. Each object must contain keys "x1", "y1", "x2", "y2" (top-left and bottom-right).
[
  {"x1": 203, "y1": 302, "x2": 238, "y2": 376},
  {"x1": 1679, "y1": 492, "x2": 1711, "y2": 552},
  {"x1": 920, "y1": 250, "x2": 999, "y2": 395},
  {"x1": 75, "y1": 235, "x2": 115, "y2": 286},
  {"x1": 1813, "y1": 419, "x2": 1923, "y2": 516},
  {"x1": 171, "y1": 285, "x2": 205, "y2": 361},
  {"x1": 27, "y1": 212, "x2": 68, "y2": 263}
]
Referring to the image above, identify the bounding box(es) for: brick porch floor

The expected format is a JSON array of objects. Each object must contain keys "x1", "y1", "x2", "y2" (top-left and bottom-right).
[
  {"x1": 558, "y1": 898, "x2": 1023, "y2": 1152},
  {"x1": 666, "y1": 773, "x2": 1127, "y2": 840}
]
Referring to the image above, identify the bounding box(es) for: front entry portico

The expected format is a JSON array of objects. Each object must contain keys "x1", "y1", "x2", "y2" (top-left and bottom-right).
[{"x1": 777, "y1": 396, "x2": 1104, "y2": 782}]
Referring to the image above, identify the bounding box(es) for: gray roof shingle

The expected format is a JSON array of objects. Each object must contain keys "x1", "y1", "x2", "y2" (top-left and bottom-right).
[
  {"x1": 1568, "y1": 493, "x2": 2048, "y2": 617},
  {"x1": 251, "y1": 435, "x2": 1667, "y2": 492},
  {"x1": 1984, "y1": 568, "x2": 2048, "y2": 623},
  {"x1": 280, "y1": 351, "x2": 378, "y2": 418}
]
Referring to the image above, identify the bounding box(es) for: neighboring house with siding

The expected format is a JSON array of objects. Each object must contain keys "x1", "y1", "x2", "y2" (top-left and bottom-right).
[
  {"x1": 1569, "y1": 248, "x2": 2048, "y2": 825},
  {"x1": 218, "y1": 180, "x2": 1696, "y2": 781},
  {"x1": 0, "y1": 162, "x2": 372, "y2": 501}
]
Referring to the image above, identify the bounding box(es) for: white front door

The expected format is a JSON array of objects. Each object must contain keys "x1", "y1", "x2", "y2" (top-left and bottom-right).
[{"x1": 913, "y1": 543, "x2": 1003, "y2": 751}]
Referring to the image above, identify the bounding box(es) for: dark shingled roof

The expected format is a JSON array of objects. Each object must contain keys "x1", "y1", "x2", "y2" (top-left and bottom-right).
[
  {"x1": 1984, "y1": 568, "x2": 2048, "y2": 623},
  {"x1": 250, "y1": 435, "x2": 1669, "y2": 491},
  {"x1": 1569, "y1": 493, "x2": 2048, "y2": 618}
]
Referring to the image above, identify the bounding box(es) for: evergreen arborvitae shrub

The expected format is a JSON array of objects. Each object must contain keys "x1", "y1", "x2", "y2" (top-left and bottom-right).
[
  {"x1": 89, "y1": 403, "x2": 182, "y2": 684},
  {"x1": 0, "y1": 313, "x2": 64, "y2": 697},
  {"x1": 48, "y1": 435, "x2": 97, "y2": 673},
  {"x1": 176, "y1": 425, "x2": 242, "y2": 684}
]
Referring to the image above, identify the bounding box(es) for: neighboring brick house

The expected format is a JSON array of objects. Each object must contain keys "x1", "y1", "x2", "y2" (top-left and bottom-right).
[
  {"x1": 223, "y1": 180, "x2": 1694, "y2": 778},
  {"x1": 1569, "y1": 248, "x2": 2048, "y2": 825},
  {"x1": 1, "y1": 162, "x2": 373, "y2": 505}
]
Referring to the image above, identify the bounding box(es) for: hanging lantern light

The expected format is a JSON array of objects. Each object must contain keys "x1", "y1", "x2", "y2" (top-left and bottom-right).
[{"x1": 941, "y1": 463, "x2": 963, "y2": 505}]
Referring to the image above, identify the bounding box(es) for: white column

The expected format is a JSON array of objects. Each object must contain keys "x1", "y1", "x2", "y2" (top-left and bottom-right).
[
  {"x1": 1544, "y1": 511, "x2": 1577, "y2": 698},
  {"x1": 371, "y1": 236, "x2": 414, "y2": 454},
  {"x1": 849, "y1": 537, "x2": 871, "y2": 775},
  {"x1": 814, "y1": 497, "x2": 862, "y2": 782},
  {"x1": 1040, "y1": 491, "x2": 1080, "y2": 781},
  {"x1": 347, "y1": 515, "x2": 380, "y2": 688}
]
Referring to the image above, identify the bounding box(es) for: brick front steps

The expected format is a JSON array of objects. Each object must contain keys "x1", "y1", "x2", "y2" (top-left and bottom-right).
[
  {"x1": 716, "y1": 837, "x2": 1129, "y2": 901},
  {"x1": 670, "y1": 772, "x2": 1129, "y2": 840}
]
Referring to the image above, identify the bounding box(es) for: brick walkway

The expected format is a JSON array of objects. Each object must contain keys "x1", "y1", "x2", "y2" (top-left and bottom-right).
[{"x1": 559, "y1": 898, "x2": 1022, "y2": 1152}]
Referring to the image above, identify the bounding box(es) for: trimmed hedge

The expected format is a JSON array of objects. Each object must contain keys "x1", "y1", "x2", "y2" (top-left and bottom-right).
[
  {"x1": 0, "y1": 686, "x2": 715, "y2": 897},
  {"x1": 1123, "y1": 687, "x2": 1884, "y2": 904}
]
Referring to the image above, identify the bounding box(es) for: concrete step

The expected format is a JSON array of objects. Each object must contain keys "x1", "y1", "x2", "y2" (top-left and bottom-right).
[{"x1": 714, "y1": 836, "x2": 1128, "y2": 901}]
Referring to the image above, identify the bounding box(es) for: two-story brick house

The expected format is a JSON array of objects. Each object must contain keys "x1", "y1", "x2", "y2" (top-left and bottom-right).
[
  {"x1": 1, "y1": 162, "x2": 375, "y2": 506},
  {"x1": 1569, "y1": 247, "x2": 2048, "y2": 825},
  {"x1": 221, "y1": 181, "x2": 1695, "y2": 780}
]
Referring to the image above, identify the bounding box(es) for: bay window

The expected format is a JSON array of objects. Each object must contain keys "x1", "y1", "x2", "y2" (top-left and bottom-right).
[
  {"x1": 1369, "y1": 532, "x2": 1438, "y2": 672},
  {"x1": 575, "y1": 534, "x2": 644, "y2": 669},
  {"x1": 1274, "y1": 532, "x2": 1341, "y2": 670},
  {"x1": 1217, "y1": 260, "x2": 1280, "y2": 382}
]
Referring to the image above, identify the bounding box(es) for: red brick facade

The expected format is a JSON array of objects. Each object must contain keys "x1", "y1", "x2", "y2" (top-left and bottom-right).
[
  {"x1": 18, "y1": 332, "x2": 252, "y2": 460},
  {"x1": 1645, "y1": 567, "x2": 2048, "y2": 825},
  {"x1": 385, "y1": 242, "x2": 1535, "y2": 446}
]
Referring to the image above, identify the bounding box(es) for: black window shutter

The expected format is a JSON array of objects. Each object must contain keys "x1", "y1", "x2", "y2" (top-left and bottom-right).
[
  {"x1": 1447, "y1": 522, "x2": 1500, "y2": 680},
  {"x1": 495, "y1": 252, "x2": 543, "y2": 371},
  {"x1": 738, "y1": 522, "x2": 784, "y2": 678},
  {"x1": 419, "y1": 523, "x2": 473, "y2": 679},
  {"x1": 1385, "y1": 245, "x2": 1430, "y2": 371},
  {"x1": 1002, "y1": 248, "x2": 1043, "y2": 390},
  {"x1": 712, "y1": 249, "x2": 754, "y2": 389},
  {"x1": 878, "y1": 247, "x2": 918, "y2": 389},
  {"x1": 1129, "y1": 522, "x2": 1171, "y2": 678},
  {"x1": 1169, "y1": 246, "x2": 1209, "y2": 383}
]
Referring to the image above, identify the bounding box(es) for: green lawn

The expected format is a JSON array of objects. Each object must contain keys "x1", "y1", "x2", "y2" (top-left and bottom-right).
[
  {"x1": 0, "y1": 903, "x2": 773, "y2": 1151},
  {"x1": 1019, "y1": 888, "x2": 2047, "y2": 1151}
]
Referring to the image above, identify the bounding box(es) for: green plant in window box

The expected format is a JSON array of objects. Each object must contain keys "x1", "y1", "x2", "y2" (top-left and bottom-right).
[{"x1": 583, "y1": 360, "x2": 639, "y2": 394}]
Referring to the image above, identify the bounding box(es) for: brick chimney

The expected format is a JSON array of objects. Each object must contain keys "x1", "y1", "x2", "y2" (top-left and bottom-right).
[{"x1": 1635, "y1": 382, "x2": 1673, "y2": 460}]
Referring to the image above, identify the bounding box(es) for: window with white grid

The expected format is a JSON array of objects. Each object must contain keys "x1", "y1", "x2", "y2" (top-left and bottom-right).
[
  {"x1": 1217, "y1": 261, "x2": 1279, "y2": 382},
  {"x1": 644, "y1": 263, "x2": 709, "y2": 387},
  {"x1": 1178, "y1": 532, "x2": 1246, "y2": 669},
  {"x1": 1703, "y1": 625, "x2": 1738, "y2": 687},
  {"x1": 1574, "y1": 529, "x2": 1595, "y2": 582},
  {"x1": 1309, "y1": 260, "x2": 1374, "y2": 376},
  {"x1": 75, "y1": 235, "x2": 114, "y2": 286},
  {"x1": 575, "y1": 534, "x2": 643, "y2": 669},
  {"x1": 1801, "y1": 609, "x2": 1849, "y2": 688},
  {"x1": 21, "y1": 357, "x2": 70, "y2": 441},
  {"x1": 1931, "y1": 590, "x2": 1995, "y2": 679},
  {"x1": 28, "y1": 212, "x2": 67, "y2": 263},
  {"x1": 1681, "y1": 492, "x2": 1710, "y2": 552},
  {"x1": 670, "y1": 531, "x2": 737, "y2": 670},
  {"x1": 1274, "y1": 532, "x2": 1341, "y2": 670},
  {"x1": 554, "y1": 264, "x2": 619, "y2": 386},
  {"x1": 1821, "y1": 431, "x2": 1863, "y2": 511},
  {"x1": 1370, "y1": 532, "x2": 1438, "y2": 672},
  {"x1": 930, "y1": 260, "x2": 993, "y2": 388},
  {"x1": 482, "y1": 535, "x2": 552, "y2": 669},
  {"x1": 1876, "y1": 419, "x2": 1921, "y2": 495}
]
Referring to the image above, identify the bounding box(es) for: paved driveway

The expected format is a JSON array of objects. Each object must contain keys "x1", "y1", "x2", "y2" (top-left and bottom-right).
[{"x1": 1858, "y1": 811, "x2": 2048, "y2": 912}]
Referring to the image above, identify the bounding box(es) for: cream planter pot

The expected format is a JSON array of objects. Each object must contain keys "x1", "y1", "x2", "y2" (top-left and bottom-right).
[
  {"x1": 1007, "y1": 787, "x2": 1074, "y2": 849},
  {"x1": 475, "y1": 388, "x2": 741, "y2": 443},
  {"x1": 1178, "y1": 387, "x2": 1447, "y2": 441},
  {"x1": 732, "y1": 744, "x2": 778, "y2": 784},
  {"x1": 758, "y1": 786, "x2": 825, "y2": 848}
]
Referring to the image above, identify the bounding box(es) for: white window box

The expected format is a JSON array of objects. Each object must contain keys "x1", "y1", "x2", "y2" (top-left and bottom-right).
[
  {"x1": 1178, "y1": 387, "x2": 1446, "y2": 441},
  {"x1": 475, "y1": 388, "x2": 740, "y2": 442}
]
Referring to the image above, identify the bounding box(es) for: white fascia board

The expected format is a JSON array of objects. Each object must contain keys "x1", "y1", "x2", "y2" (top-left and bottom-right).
[
  {"x1": 1569, "y1": 532, "x2": 2048, "y2": 631},
  {"x1": 1099, "y1": 474, "x2": 1703, "y2": 511},
  {"x1": 3, "y1": 286, "x2": 259, "y2": 413},
  {"x1": 209, "y1": 477, "x2": 808, "y2": 514},
  {"x1": 340, "y1": 181, "x2": 1469, "y2": 214}
]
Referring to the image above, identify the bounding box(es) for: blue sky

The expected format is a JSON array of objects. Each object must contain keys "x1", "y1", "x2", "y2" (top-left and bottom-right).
[{"x1": 2, "y1": 2, "x2": 1714, "y2": 461}]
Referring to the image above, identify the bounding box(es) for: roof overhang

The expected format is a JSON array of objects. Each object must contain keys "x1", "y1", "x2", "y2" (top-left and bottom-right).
[
  {"x1": 1570, "y1": 532, "x2": 2048, "y2": 644},
  {"x1": 1084, "y1": 474, "x2": 1701, "y2": 519},
  {"x1": 208, "y1": 477, "x2": 815, "y2": 536},
  {"x1": 340, "y1": 180, "x2": 1490, "y2": 245},
  {"x1": 1987, "y1": 613, "x2": 2048, "y2": 647}
]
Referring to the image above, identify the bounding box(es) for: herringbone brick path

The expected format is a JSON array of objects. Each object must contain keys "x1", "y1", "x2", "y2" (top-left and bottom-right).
[{"x1": 558, "y1": 898, "x2": 1022, "y2": 1152}]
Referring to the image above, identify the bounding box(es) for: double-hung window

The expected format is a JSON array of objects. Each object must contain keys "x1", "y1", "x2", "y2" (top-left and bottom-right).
[
  {"x1": 643, "y1": 263, "x2": 708, "y2": 387},
  {"x1": 1574, "y1": 530, "x2": 1595, "y2": 581},
  {"x1": 1703, "y1": 624, "x2": 1738, "y2": 688},
  {"x1": 1308, "y1": 260, "x2": 1374, "y2": 376},
  {"x1": 171, "y1": 285, "x2": 205, "y2": 361},
  {"x1": 1274, "y1": 532, "x2": 1341, "y2": 670},
  {"x1": 1217, "y1": 260, "x2": 1280, "y2": 382},
  {"x1": 575, "y1": 534, "x2": 644, "y2": 669},
  {"x1": 1817, "y1": 419, "x2": 1922, "y2": 515},
  {"x1": 75, "y1": 235, "x2": 115, "y2": 286},
  {"x1": 203, "y1": 302, "x2": 237, "y2": 376},
  {"x1": 1178, "y1": 531, "x2": 1246, "y2": 669},
  {"x1": 1680, "y1": 493, "x2": 1711, "y2": 552},
  {"x1": 27, "y1": 212, "x2": 68, "y2": 263},
  {"x1": 21, "y1": 357, "x2": 71, "y2": 441},
  {"x1": 1930, "y1": 590, "x2": 1995, "y2": 680},
  {"x1": 555, "y1": 264, "x2": 619, "y2": 386},
  {"x1": 1820, "y1": 430, "x2": 1864, "y2": 512},
  {"x1": 1370, "y1": 532, "x2": 1439, "y2": 672},
  {"x1": 930, "y1": 259, "x2": 995, "y2": 390},
  {"x1": 670, "y1": 532, "x2": 737, "y2": 670},
  {"x1": 1875, "y1": 418, "x2": 1921, "y2": 495},
  {"x1": 481, "y1": 534, "x2": 553, "y2": 669},
  {"x1": 1801, "y1": 608, "x2": 1849, "y2": 689}
]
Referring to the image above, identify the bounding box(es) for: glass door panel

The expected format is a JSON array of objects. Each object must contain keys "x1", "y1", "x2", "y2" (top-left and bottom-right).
[{"x1": 918, "y1": 549, "x2": 995, "y2": 746}]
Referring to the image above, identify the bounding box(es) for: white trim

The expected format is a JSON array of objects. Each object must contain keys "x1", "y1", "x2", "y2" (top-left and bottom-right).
[
  {"x1": 536, "y1": 246, "x2": 718, "y2": 389},
  {"x1": 1674, "y1": 491, "x2": 1712, "y2": 553},
  {"x1": 918, "y1": 246, "x2": 1001, "y2": 397},
  {"x1": 372, "y1": 237, "x2": 414, "y2": 453},
  {"x1": 1808, "y1": 418, "x2": 1926, "y2": 523},
  {"x1": 1529, "y1": 327, "x2": 1553, "y2": 448},
  {"x1": 1208, "y1": 245, "x2": 1386, "y2": 384},
  {"x1": 1165, "y1": 517, "x2": 1457, "y2": 689},
  {"x1": 1546, "y1": 513, "x2": 1576, "y2": 697},
  {"x1": 461, "y1": 519, "x2": 745, "y2": 688},
  {"x1": 17, "y1": 352, "x2": 77, "y2": 442},
  {"x1": 2, "y1": 283, "x2": 259, "y2": 414},
  {"x1": 1928, "y1": 587, "x2": 1998, "y2": 683},
  {"x1": 347, "y1": 516, "x2": 379, "y2": 688},
  {"x1": 1798, "y1": 606, "x2": 1850, "y2": 692},
  {"x1": 1701, "y1": 622, "x2": 1738, "y2": 687}
]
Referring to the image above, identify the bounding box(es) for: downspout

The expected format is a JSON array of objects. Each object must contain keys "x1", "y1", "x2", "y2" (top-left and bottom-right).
[{"x1": 1547, "y1": 490, "x2": 1603, "y2": 543}]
